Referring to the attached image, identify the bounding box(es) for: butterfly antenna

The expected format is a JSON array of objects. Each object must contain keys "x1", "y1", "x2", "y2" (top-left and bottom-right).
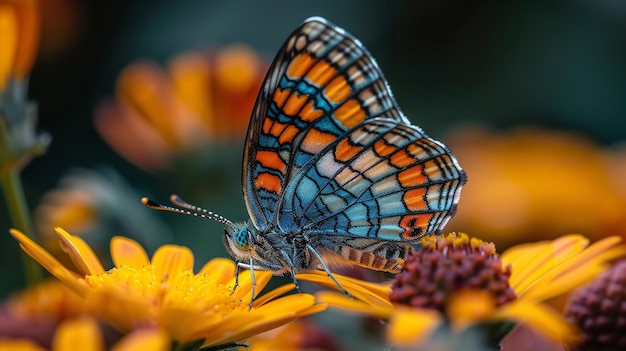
[{"x1": 141, "y1": 195, "x2": 238, "y2": 231}]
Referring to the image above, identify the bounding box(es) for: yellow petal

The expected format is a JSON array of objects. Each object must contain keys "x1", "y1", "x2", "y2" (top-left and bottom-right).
[
  {"x1": 252, "y1": 283, "x2": 296, "y2": 307},
  {"x1": 111, "y1": 328, "x2": 170, "y2": 351},
  {"x1": 0, "y1": 5, "x2": 17, "y2": 90},
  {"x1": 115, "y1": 61, "x2": 180, "y2": 147},
  {"x1": 84, "y1": 286, "x2": 155, "y2": 333},
  {"x1": 111, "y1": 236, "x2": 149, "y2": 268},
  {"x1": 296, "y1": 271, "x2": 393, "y2": 309},
  {"x1": 55, "y1": 227, "x2": 105, "y2": 275},
  {"x1": 315, "y1": 291, "x2": 393, "y2": 319},
  {"x1": 205, "y1": 294, "x2": 323, "y2": 346},
  {"x1": 494, "y1": 300, "x2": 578, "y2": 345},
  {"x1": 9, "y1": 229, "x2": 88, "y2": 295},
  {"x1": 151, "y1": 244, "x2": 194, "y2": 278},
  {"x1": 52, "y1": 317, "x2": 104, "y2": 351},
  {"x1": 228, "y1": 268, "x2": 273, "y2": 302},
  {"x1": 297, "y1": 270, "x2": 392, "y2": 301},
  {"x1": 0, "y1": 339, "x2": 46, "y2": 351},
  {"x1": 158, "y1": 305, "x2": 218, "y2": 343},
  {"x1": 198, "y1": 257, "x2": 236, "y2": 284},
  {"x1": 503, "y1": 235, "x2": 588, "y2": 295},
  {"x1": 168, "y1": 52, "x2": 214, "y2": 131},
  {"x1": 386, "y1": 308, "x2": 442, "y2": 348},
  {"x1": 447, "y1": 290, "x2": 496, "y2": 330},
  {"x1": 523, "y1": 236, "x2": 626, "y2": 301},
  {"x1": 8, "y1": 0, "x2": 39, "y2": 77}
]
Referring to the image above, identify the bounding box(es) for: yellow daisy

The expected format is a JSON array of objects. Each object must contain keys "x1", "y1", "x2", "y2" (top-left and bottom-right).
[
  {"x1": 10, "y1": 227, "x2": 326, "y2": 350},
  {"x1": 313, "y1": 233, "x2": 625, "y2": 349}
]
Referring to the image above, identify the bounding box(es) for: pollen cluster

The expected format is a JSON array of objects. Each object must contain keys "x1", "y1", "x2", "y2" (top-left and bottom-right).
[{"x1": 389, "y1": 233, "x2": 517, "y2": 311}]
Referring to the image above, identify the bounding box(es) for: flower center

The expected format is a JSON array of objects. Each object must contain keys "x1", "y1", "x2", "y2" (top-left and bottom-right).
[
  {"x1": 85, "y1": 265, "x2": 246, "y2": 316},
  {"x1": 389, "y1": 233, "x2": 517, "y2": 312}
]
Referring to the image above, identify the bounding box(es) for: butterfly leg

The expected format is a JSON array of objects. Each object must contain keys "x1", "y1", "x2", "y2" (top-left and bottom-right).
[
  {"x1": 306, "y1": 244, "x2": 353, "y2": 299},
  {"x1": 234, "y1": 258, "x2": 258, "y2": 309},
  {"x1": 280, "y1": 251, "x2": 302, "y2": 293},
  {"x1": 232, "y1": 261, "x2": 241, "y2": 293}
]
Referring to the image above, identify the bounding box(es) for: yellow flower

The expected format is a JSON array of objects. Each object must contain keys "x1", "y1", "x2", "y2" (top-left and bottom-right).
[
  {"x1": 314, "y1": 233, "x2": 625, "y2": 349},
  {"x1": 445, "y1": 127, "x2": 626, "y2": 247},
  {"x1": 0, "y1": 0, "x2": 39, "y2": 90},
  {"x1": 10, "y1": 228, "x2": 326, "y2": 350},
  {"x1": 0, "y1": 317, "x2": 169, "y2": 351},
  {"x1": 93, "y1": 45, "x2": 265, "y2": 172}
]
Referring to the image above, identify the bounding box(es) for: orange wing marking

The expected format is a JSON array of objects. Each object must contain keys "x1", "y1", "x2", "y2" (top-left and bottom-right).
[
  {"x1": 323, "y1": 76, "x2": 351, "y2": 104},
  {"x1": 287, "y1": 53, "x2": 316, "y2": 79},
  {"x1": 334, "y1": 139, "x2": 361, "y2": 162},
  {"x1": 255, "y1": 173, "x2": 282, "y2": 194},
  {"x1": 374, "y1": 139, "x2": 396, "y2": 157},
  {"x1": 390, "y1": 149, "x2": 415, "y2": 168},
  {"x1": 300, "y1": 129, "x2": 337, "y2": 154},
  {"x1": 403, "y1": 188, "x2": 427, "y2": 211},
  {"x1": 397, "y1": 166, "x2": 427, "y2": 187},
  {"x1": 273, "y1": 88, "x2": 290, "y2": 107},
  {"x1": 283, "y1": 93, "x2": 309, "y2": 116},
  {"x1": 306, "y1": 60, "x2": 337, "y2": 87},
  {"x1": 334, "y1": 99, "x2": 366, "y2": 128},
  {"x1": 400, "y1": 214, "x2": 433, "y2": 239},
  {"x1": 299, "y1": 100, "x2": 325, "y2": 122},
  {"x1": 255, "y1": 150, "x2": 287, "y2": 174}
]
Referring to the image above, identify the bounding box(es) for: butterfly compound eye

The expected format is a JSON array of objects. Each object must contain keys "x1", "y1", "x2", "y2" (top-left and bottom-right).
[{"x1": 233, "y1": 229, "x2": 250, "y2": 250}]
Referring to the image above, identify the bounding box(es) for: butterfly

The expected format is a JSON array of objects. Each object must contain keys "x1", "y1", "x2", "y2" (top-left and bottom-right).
[{"x1": 143, "y1": 16, "x2": 466, "y2": 300}]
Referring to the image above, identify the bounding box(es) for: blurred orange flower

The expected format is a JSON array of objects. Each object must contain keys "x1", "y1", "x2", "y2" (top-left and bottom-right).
[
  {"x1": 94, "y1": 45, "x2": 265, "y2": 172},
  {"x1": 0, "y1": 0, "x2": 39, "y2": 89},
  {"x1": 445, "y1": 127, "x2": 626, "y2": 247}
]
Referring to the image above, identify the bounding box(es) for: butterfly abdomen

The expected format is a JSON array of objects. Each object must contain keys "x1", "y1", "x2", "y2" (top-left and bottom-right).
[
  {"x1": 316, "y1": 235, "x2": 411, "y2": 273},
  {"x1": 338, "y1": 245, "x2": 407, "y2": 273}
]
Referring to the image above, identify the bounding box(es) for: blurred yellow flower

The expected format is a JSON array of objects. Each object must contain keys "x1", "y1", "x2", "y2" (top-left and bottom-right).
[
  {"x1": 315, "y1": 233, "x2": 625, "y2": 349},
  {"x1": 10, "y1": 228, "x2": 326, "y2": 350},
  {"x1": 0, "y1": 0, "x2": 39, "y2": 90},
  {"x1": 94, "y1": 45, "x2": 265, "y2": 172},
  {"x1": 445, "y1": 127, "x2": 626, "y2": 247},
  {"x1": 7, "y1": 279, "x2": 85, "y2": 322},
  {"x1": 33, "y1": 168, "x2": 171, "y2": 262}
]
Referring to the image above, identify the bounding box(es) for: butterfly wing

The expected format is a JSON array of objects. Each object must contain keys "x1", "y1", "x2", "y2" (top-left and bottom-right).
[
  {"x1": 279, "y1": 118, "x2": 466, "y2": 241},
  {"x1": 243, "y1": 17, "x2": 406, "y2": 230}
]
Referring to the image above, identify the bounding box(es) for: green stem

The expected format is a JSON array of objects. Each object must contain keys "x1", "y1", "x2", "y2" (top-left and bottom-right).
[{"x1": 0, "y1": 117, "x2": 43, "y2": 285}]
